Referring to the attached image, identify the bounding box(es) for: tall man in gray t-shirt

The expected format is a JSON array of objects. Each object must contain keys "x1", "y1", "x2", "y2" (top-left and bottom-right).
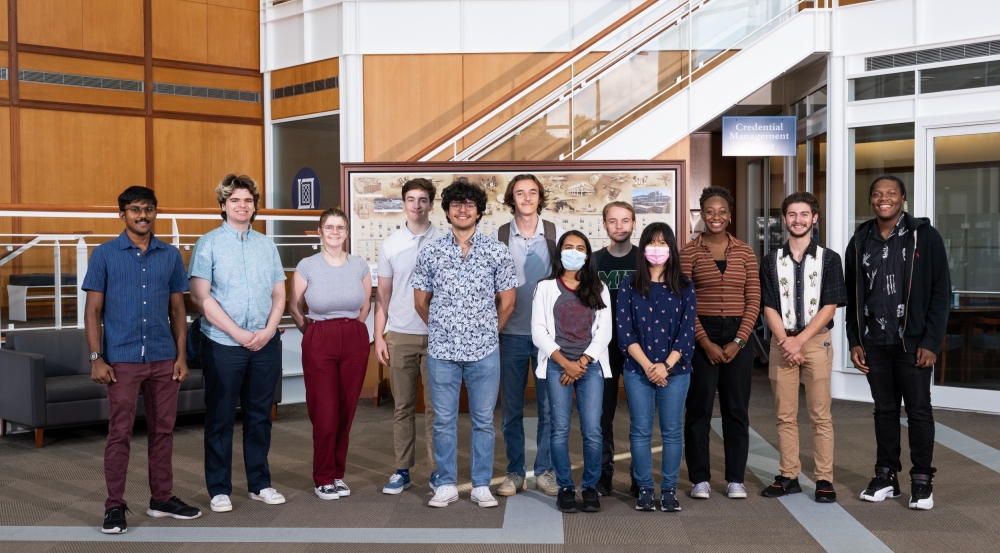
[
  {"x1": 492, "y1": 174, "x2": 564, "y2": 497},
  {"x1": 373, "y1": 178, "x2": 443, "y2": 495}
]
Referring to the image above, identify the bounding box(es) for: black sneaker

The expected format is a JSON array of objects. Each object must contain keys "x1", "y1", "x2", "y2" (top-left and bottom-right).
[
  {"x1": 102, "y1": 505, "x2": 130, "y2": 534},
  {"x1": 556, "y1": 486, "x2": 578, "y2": 513},
  {"x1": 815, "y1": 480, "x2": 837, "y2": 503},
  {"x1": 760, "y1": 475, "x2": 802, "y2": 498},
  {"x1": 630, "y1": 475, "x2": 640, "y2": 498},
  {"x1": 147, "y1": 496, "x2": 203, "y2": 519},
  {"x1": 908, "y1": 474, "x2": 934, "y2": 510},
  {"x1": 660, "y1": 488, "x2": 681, "y2": 512},
  {"x1": 595, "y1": 474, "x2": 612, "y2": 497},
  {"x1": 860, "y1": 466, "x2": 901, "y2": 502},
  {"x1": 635, "y1": 487, "x2": 655, "y2": 511},
  {"x1": 581, "y1": 487, "x2": 601, "y2": 512}
]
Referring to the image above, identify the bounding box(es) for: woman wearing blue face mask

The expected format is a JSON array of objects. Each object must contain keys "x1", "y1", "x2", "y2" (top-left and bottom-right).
[
  {"x1": 531, "y1": 230, "x2": 613, "y2": 514},
  {"x1": 617, "y1": 222, "x2": 696, "y2": 512}
]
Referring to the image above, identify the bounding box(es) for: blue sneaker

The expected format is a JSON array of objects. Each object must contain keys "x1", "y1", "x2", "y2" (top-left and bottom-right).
[
  {"x1": 382, "y1": 473, "x2": 411, "y2": 495},
  {"x1": 660, "y1": 488, "x2": 681, "y2": 512},
  {"x1": 635, "y1": 487, "x2": 655, "y2": 511},
  {"x1": 429, "y1": 470, "x2": 441, "y2": 492}
]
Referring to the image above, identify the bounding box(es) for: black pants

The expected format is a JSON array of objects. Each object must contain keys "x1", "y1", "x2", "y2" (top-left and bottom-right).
[
  {"x1": 684, "y1": 316, "x2": 754, "y2": 484},
  {"x1": 863, "y1": 343, "x2": 935, "y2": 476},
  {"x1": 600, "y1": 342, "x2": 627, "y2": 476},
  {"x1": 203, "y1": 332, "x2": 282, "y2": 497}
]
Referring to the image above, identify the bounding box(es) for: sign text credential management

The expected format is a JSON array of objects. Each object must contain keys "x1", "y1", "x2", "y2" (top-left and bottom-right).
[{"x1": 722, "y1": 116, "x2": 797, "y2": 156}]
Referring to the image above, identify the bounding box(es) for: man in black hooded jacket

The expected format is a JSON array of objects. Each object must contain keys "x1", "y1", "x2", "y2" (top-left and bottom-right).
[{"x1": 845, "y1": 175, "x2": 950, "y2": 511}]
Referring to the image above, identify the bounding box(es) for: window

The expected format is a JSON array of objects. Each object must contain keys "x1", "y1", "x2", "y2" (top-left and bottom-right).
[
  {"x1": 850, "y1": 72, "x2": 916, "y2": 101},
  {"x1": 851, "y1": 123, "x2": 914, "y2": 229},
  {"x1": 921, "y1": 61, "x2": 1000, "y2": 94}
]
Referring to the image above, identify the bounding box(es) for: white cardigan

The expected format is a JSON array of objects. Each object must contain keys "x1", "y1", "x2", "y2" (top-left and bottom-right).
[{"x1": 530, "y1": 278, "x2": 613, "y2": 379}]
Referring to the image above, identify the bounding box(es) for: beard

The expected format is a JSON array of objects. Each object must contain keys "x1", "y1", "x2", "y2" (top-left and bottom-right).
[
  {"x1": 788, "y1": 225, "x2": 813, "y2": 239},
  {"x1": 610, "y1": 232, "x2": 632, "y2": 244}
]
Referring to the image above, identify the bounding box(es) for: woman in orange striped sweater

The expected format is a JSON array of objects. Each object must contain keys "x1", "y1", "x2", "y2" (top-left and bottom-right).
[{"x1": 679, "y1": 186, "x2": 761, "y2": 501}]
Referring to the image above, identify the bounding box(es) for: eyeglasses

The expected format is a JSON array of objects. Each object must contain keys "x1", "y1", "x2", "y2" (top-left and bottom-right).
[
  {"x1": 448, "y1": 201, "x2": 478, "y2": 211},
  {"x1": 126, "y1": 206, "x2": 157, "y2": 214},
  {"x1": 321, "y1": 225, "x2": 346, "y2": 233}
]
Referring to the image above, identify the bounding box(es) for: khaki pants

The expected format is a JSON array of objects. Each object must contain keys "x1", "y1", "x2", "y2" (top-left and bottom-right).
[
  {"x1": 768, "y1": 331, "x2": 834, "y2": 482},
  {"x1": 386, "y1": 331, "x2": 435, "y2": 470}
]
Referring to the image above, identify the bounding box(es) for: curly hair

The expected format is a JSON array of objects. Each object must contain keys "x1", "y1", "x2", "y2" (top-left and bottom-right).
[
  {"x1": 440, "y1": 179, "x2": 488, "y2": 224},
  {"x1": 502, "y1": 174, "x2": 547, "y2": 215},
  {"x1": 699, "y1": 185, "x2": 734, "y2": 211},
  {"x1": 781, "y1": 191, "x2": 820, "y2": 216},
  {"x1": 215, "y1": 174, "x2": 261, "y2": 223}
]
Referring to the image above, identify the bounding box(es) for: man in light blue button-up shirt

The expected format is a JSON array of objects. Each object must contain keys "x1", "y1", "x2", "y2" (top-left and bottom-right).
[{"x1": 188, "y1": 174, "x2": 287, "y2": 513}]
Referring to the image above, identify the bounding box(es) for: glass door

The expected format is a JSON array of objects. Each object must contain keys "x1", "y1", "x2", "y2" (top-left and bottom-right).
[{"x1": 927, "y1": 123, "x2": 1000, "y2": 413}]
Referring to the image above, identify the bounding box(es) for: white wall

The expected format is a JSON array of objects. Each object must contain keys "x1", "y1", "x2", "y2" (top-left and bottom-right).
[{"x1": 262, "y1": 0, "x2": 656, "y2": 72}]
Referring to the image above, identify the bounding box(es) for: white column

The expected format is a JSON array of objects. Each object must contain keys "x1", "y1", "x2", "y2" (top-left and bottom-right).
[
  {"x1": 339, "y1": 1, "x2": 365, "y2": 163},
  {"x1": 53, "y1": 240, "x2": 62, "y2": 329},
  {"x1": 76, "y1": 238, "x2": 88, "y2": 329}
]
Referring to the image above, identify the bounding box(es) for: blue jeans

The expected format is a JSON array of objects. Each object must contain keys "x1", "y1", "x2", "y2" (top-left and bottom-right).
[
  {"x1": 499, "y1": 334, "x2": 552, "y2": 476},
  {"x1": 428, "y1": 347, "x2": 501, "y2": 488},
  {"x1": 624, "y1": 369, "x2": 691, "y2": 490},
  {"x1": 546, "y1": 359, "x2": 604, "y2": 489}
]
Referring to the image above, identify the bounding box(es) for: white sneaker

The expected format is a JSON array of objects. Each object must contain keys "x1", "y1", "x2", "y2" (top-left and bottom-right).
[
  {"x1": 535, "y1": 469, "x2": 560, "y2": 496},
  {"x1": 726, "y1": 482, "x2": 747, "y2": 499},
  {"x1": 315, "y1": 484, "x2": 340, "y2": 500},
  {"x1": 690, "y1": 482, "x2": 710, "y2": 499},
  {"x1": 471, "y1": 486, "x2": 499, "y2": 508},
  {"x1": 428, "y1": 484, "x2": 459, "y2": 508},
  {"x1": 249, "y1": 487, "x2": 286, "y2": 505},
  {"x1": 210, "y1": 494, "x2": 232, "y2": 512}
]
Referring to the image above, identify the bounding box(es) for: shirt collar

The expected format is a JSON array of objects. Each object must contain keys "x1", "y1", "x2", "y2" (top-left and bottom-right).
[
  {"x1": 777, "y1": 240, "x2": 818, "y2": 260},
  {"x1": 509, "y1": 216, "x2": 541, "y2": 239},
  {"x1": 221, "y1": 220, "x2": 253, "y2": 240},
  {"x1": 403, "y1": 221, "x2": 436, "y2": 240},
  {"x1": 115, "y1": 231, "x2": 164, "y2": 251}
]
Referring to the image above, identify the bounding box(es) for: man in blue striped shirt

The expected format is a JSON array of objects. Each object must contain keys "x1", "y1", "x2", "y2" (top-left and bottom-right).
[
  {"x1": 83, "y1": 186, "x2": 202, "y2": 534},
  {"x1": 188, "y1": 174, "x2": 287, "y2": 514}
]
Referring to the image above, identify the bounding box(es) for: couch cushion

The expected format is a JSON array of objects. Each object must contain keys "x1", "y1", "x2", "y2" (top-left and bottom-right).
[
  {"x1": 46, "y1": 375, "x2": 108, "y2": 403},
  {"x1": 180, "y1": 369, "x2": 203, "y2": 392},
  {"x1": 6, "y1": 328, "x2": 90, "y2": 377}
]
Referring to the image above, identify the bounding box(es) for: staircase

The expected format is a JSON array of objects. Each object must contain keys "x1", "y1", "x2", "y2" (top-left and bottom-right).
[{"x1": 413, "y1": 0, "x2": 833, "y2": 163}]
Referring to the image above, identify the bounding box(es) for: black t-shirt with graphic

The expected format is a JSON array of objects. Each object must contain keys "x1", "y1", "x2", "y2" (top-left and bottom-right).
[
  {"x1": 863, "y1": 214, "x2": 908, "y2": 345},
  {"x1": 593, "y1": 245, "x2": 638, "y2": 342}
]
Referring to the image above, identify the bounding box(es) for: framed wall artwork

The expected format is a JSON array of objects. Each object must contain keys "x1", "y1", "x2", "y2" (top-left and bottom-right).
[{"x1": 341, "y1": 161, "x2": 685, "y2": 276}]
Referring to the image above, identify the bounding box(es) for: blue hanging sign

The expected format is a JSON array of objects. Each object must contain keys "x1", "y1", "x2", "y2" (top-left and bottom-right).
[
  {"x1": 292, "y1": 167, "x2": 320, "y2": 209},
  {"x1": 722, "y1": 116, "x2": 797, "y2": 157}
]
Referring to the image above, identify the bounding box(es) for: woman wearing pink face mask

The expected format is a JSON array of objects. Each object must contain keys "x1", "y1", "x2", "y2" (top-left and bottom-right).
[
  {"x1": 616, "y1": 222, "x2": 696, "y2": 512},
  {"x1": 679, "y1": 186, "x2": 761, "y2": 501}
]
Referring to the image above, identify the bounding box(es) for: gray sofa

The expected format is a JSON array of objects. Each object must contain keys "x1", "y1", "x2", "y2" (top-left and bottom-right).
[{"x1": 0, "y1": 327, "x2": 282, "y2": 448}]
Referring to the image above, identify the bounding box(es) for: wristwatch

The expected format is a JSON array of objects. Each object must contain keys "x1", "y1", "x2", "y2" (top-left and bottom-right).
[
  {"x1": 733, "y1": 338, "x2": 747, "y2": 349},
  {"x1": 90, "y1": 352, "x2": 102, "y2": 362}
]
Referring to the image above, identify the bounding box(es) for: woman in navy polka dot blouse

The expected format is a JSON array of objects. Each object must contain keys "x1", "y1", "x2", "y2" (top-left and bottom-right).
[{"x1": 616, "y1": 222, "x2": 697, "y2": 512}]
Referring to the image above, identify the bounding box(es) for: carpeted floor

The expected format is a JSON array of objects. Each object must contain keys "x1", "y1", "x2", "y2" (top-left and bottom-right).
[{"x1": 2, "y1": 367, "x2": 1000, "y2": 552}]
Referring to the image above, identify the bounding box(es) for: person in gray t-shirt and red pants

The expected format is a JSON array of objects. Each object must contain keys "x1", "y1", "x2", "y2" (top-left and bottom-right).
[{"x1": 289, "y1": 208, "x2": 372, "y2": 501}]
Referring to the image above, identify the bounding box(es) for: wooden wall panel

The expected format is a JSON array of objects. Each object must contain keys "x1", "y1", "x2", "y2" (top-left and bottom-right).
[
  {"x1": 152, "y1": 0, "x2": 258, "y2": 70},
  {"x1": 152, "y1": 0, "x2": 209, "y2": 65},
  {"x1": 17, "y1": 0, "x2": 143, "y2": 56},
  {"x1": 0, "y1": 107, "x2": 10, "y2": 205},
  {"x1": 152, "y1": 118, "x2": 263, "y2": 211},
  {"x1": 205, "y1": 4, "x2": 258, "y2": 70},
  {"x1": 0, "y1": 0, "x2": 8, "y2": 43},
  {"x1": 270, "y1": 59, "x2": 340, "y2": 120},
  {"x1": 152, "y1": 67, "x2": 262, "y2": 118},
  {"x1": 364, "y1": 55, "x2": 464, "y2": 162},
  {"x1": 18, "y1": 0, "x2": 84, "y2": 50},
  {"x1": 18, "y1": 54, "x2": 145, "y2": 109},
  {"x1": 19, "y1": 109, "x2": 146, "y2": 205}
]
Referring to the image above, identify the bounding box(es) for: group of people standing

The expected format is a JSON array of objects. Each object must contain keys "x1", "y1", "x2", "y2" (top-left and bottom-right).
[{"x1": 85, "y1": 170, "x2": 949, "y2": 534}]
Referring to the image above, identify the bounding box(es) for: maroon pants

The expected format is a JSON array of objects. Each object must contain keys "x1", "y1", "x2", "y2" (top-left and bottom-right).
[
  {"x1": 302, "y1": 318, "x2": 370, "y2": 485},
  {"x1": 105, "y1": 359, "x2": 179, "y2": 509}
]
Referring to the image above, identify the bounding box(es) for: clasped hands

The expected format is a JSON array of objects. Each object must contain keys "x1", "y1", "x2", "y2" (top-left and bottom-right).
[
  {"x1": 559, "y1": 355, "x2": 592, "y2": 386},
  {"x1": 700, "y1": 339, "x2": 742, "y2": 365}
]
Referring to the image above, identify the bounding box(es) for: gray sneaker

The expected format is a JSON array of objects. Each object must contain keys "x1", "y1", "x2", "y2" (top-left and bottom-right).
[
  {"x1": 496, "y1": 473, "x2": 526, "y2": 497},
  {"x1": 726, "y1": 482, "x2": 747, "y2": 499},
  {"x1": 535, "y1": 470, "x2": 560, "y2": 496},
  {"x1": 690, "y1": 482, "x2": 710, "y2": 499}
]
